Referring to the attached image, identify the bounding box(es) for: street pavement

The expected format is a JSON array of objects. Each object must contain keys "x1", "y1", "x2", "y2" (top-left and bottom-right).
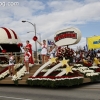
[{"x1": 0, "y1": 82, "x2": 100, "y2": 100}]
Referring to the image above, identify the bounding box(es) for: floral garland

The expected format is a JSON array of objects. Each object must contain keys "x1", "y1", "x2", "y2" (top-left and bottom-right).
[
  {"x1": 12, "y1": 63, "x2": 34, "y2": 85},
  {"x1": 27, "y1": 76, "x2": 83, "y2": 88},
  {"x1": 85, "y1": 74, "x2": 100, "y2": 82},
  {"x1": 0, "y1": 69, "x2": 9, "y2": 80},
  {"x1": 0, "y1": 67, "x2": 8, "y2": 74},
  {"x1": 12, "y1": 66, "x2": 26, "y2": 81},
  {"x1": 76, "y1": 65, "x2": 100, "y2": 82},
  {"x1": 95, "y1": 68, "x2": 100, "y2": 72},
  {"x1": 27, "y1": 63, "x2": 100, "y2": 87},
  {"x1": 74, "y1": 66, "x2": 100, "y2": 77},
  {"x1": 0, "y1": 63, "x2": 23, "y2": 80}
]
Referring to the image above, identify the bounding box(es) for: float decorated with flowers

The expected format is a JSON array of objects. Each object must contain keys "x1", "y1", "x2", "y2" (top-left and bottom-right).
[
  {"x1": 27, "y1": 27, "x2": 100, "y2": 87},
  {"x1": 0, "y1": 27, "x2": 100, "y2": 87}
]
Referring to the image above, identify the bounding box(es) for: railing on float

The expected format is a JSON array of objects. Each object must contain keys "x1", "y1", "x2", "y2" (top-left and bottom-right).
[
  {"x1": 0, "y1": 52, "x2": 24, "y2": 64},
  {"x1": 0, "y1": 52, "x2": 42, "y2": 64}
]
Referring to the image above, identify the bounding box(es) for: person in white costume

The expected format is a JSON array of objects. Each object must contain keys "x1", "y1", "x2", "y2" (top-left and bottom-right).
[
  {"x1": 8, "y1": 52, "x2": 15, "y2": 77},
  {"x1": 23, "y1": 47, "x2": 31, "y2": 74},
  {"x1": 37, "y1": 40, "x2": 47, "y2": 64},
  {"x1": 48, "y1": 45, "x2": 56, "y2": 59}
]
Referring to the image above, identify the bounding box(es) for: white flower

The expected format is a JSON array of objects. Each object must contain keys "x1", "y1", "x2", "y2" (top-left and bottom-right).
[
  {"x1": 89, "y1": 66, "x2": 99, "y2": 69},
  {"x1": 74, "y1": 64, "x2": 83, "y2": 67},
  {"x1": 72, "y1": 68, "x2": 78, "y2": 71},
  {"x1": 56, "y1": 68, "x2": 64, "y2": 71},
  {"x1": 86, "y1": 73, "x2": 91, "y2": 76},
  {"x1": 10, "y1": 65, "x2": 26, "y2": 81},
  {"x1": 91, "y1": 73, "x2": 99, "y2": 76},
  {"x1": 28, "y1": 78, "x2": 32, "y2": 80},
  {"x1": 12, "y1": 75, "x2": 18, "y2": 81},
  {"x1": 29, "y1": 63, "x2": 34, "y2": 67},
  {"x1": 83, "y1": 70, "x2": 94, "y2": 73},
  {"x1": 41, "y1": 69, "x2": 48, "y2": 72},
  {"x1": 27, "y1": 76, "x2": 84, "y2": 82},
  {"x1": 86, "y1": 72, "x2": 99, "y2": 76},
  {"x1": 78, "y1": 67, "x2": 89, "y2": 70}
]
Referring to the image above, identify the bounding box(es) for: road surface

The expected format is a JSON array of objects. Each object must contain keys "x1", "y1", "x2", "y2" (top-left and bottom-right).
[{"x1": 0, "y1": 82, "x2": 100, "y2": 100}]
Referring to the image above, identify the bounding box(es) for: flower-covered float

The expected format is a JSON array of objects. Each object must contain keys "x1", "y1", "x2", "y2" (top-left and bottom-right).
[
  {"x1": 0, "y1": 27, "x2": 100, "y2": 87},
  {"x1": 0, "y1": 27, "x2": 27, "y2": 83},
  {"x1": 0, "y1": 27, "x2": 22, "y2": 63},
  {"x1": 27, "y1": 27, "x2": 100, "y2": 87}
]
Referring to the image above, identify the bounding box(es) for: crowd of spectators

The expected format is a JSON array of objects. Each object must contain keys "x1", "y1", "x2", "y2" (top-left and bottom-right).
[
  {"x1": 55, "y1": 45, "x2": 100, "y2": 65},
  {"x1": 38, "y1": 44, "x2": 100, "y2": 66}
]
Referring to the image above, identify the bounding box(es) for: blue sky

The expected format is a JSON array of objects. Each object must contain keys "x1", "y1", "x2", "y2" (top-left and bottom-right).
[
  {"x1": 78, "y1": 21, "x2": 100, "y2": 37},
  {"x1": 0, "y1": 0, "x2": 100, "y2": 50}
]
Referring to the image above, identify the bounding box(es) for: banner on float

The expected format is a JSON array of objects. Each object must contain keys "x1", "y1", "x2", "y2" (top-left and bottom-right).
[
  {"x1": 47, "y1": 39, "x2": 54, "y2": 46},
  {"x1": 54, "y1": 27, "x2": 81, "y2": 46},
  {"x1": 87, "y1": 36, "x2": 100, "y2": 49}
]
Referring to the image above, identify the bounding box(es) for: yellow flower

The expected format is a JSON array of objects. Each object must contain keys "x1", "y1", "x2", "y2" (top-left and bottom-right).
[
  {"x1": 50, "y1": 57, "x2": 57, "y2": 63},
  {"x1": 94, "y1": 57, "x2": 100, "y2": 65},
  {"x1": 83, "y1": 59, "x2": 88, "y2": 64},
  {"x1": 61, "y1": 58, "x2": 69, "y2": 66},
  {"x1": 66, "y1": 66, "x2": 73, "y2": 75}
]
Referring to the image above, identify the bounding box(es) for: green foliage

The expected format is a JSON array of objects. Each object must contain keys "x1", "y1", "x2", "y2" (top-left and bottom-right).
[
  {"x1": 13, "y1": 80, "x2": 19, "y2": 85},
  {"x1": 89, "y1": 74, "x2": 100, "y2": 82},
  {"x1": 26, "y1": 78, "x2": 83, "y2": 88}
]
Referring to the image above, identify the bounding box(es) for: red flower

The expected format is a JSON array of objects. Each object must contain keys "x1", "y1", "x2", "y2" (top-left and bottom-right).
[
  {"x1": 33, "y1": 36, "x2": 38, "y2": 41},
  {"x1": 58, "y1": 46, "x2": 61, "y2": 49},
  {"x1": 2, "y1": 49, "x2": 6, "y2": 53},
  {"x1": 29, "y1": 75, "x2": 83, "y2": 79},
  {"x1": 83, "y1": 62, "x2": 92, "y2": 67},
  {"x1": 95, "y1": 68, "x2": 100, "y2": 72},
  {"x1": 17, "y1": 43, "x2": 23, "y2": 47},
  {"x1": 0, "y1": 67, "x2": 8, "y2": 74},
  {"x1": 20, "y1": 43, "x2": 23, "y2": 47}
]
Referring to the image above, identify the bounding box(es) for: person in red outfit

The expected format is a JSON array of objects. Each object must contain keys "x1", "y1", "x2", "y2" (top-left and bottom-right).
[
  {"x1": 24, "y1": 47, "x2": 31, "y2": 74},
  {"x1": 26, "y1": 40, "x2": 34, "y2": 64}
]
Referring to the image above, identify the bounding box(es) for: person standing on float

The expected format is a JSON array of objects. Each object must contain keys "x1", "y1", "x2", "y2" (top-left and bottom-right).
[
  {"x1": 23, "y1": 47, "x2": 31, "y2": 74},
  {"x1": 48, "y1": 45, "x2": 57, "y2": 59},
  {"x1": 26, "y1": 40, "x2": 34, "y2": 64},
  {"x1": 8, "y1": 52, "x2": 15, "y2": 77},
  {"x1": 36, "y1": 40, "x2": 48, "y2": 64}
]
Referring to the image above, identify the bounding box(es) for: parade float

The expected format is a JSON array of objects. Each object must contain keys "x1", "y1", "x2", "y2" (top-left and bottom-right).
[
  {"x1": 0, "y1": 27, "x2": 27, "y2": 84},
  {"x1": 0, "y1": 27, "x2": 100, "y2": 87}
]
